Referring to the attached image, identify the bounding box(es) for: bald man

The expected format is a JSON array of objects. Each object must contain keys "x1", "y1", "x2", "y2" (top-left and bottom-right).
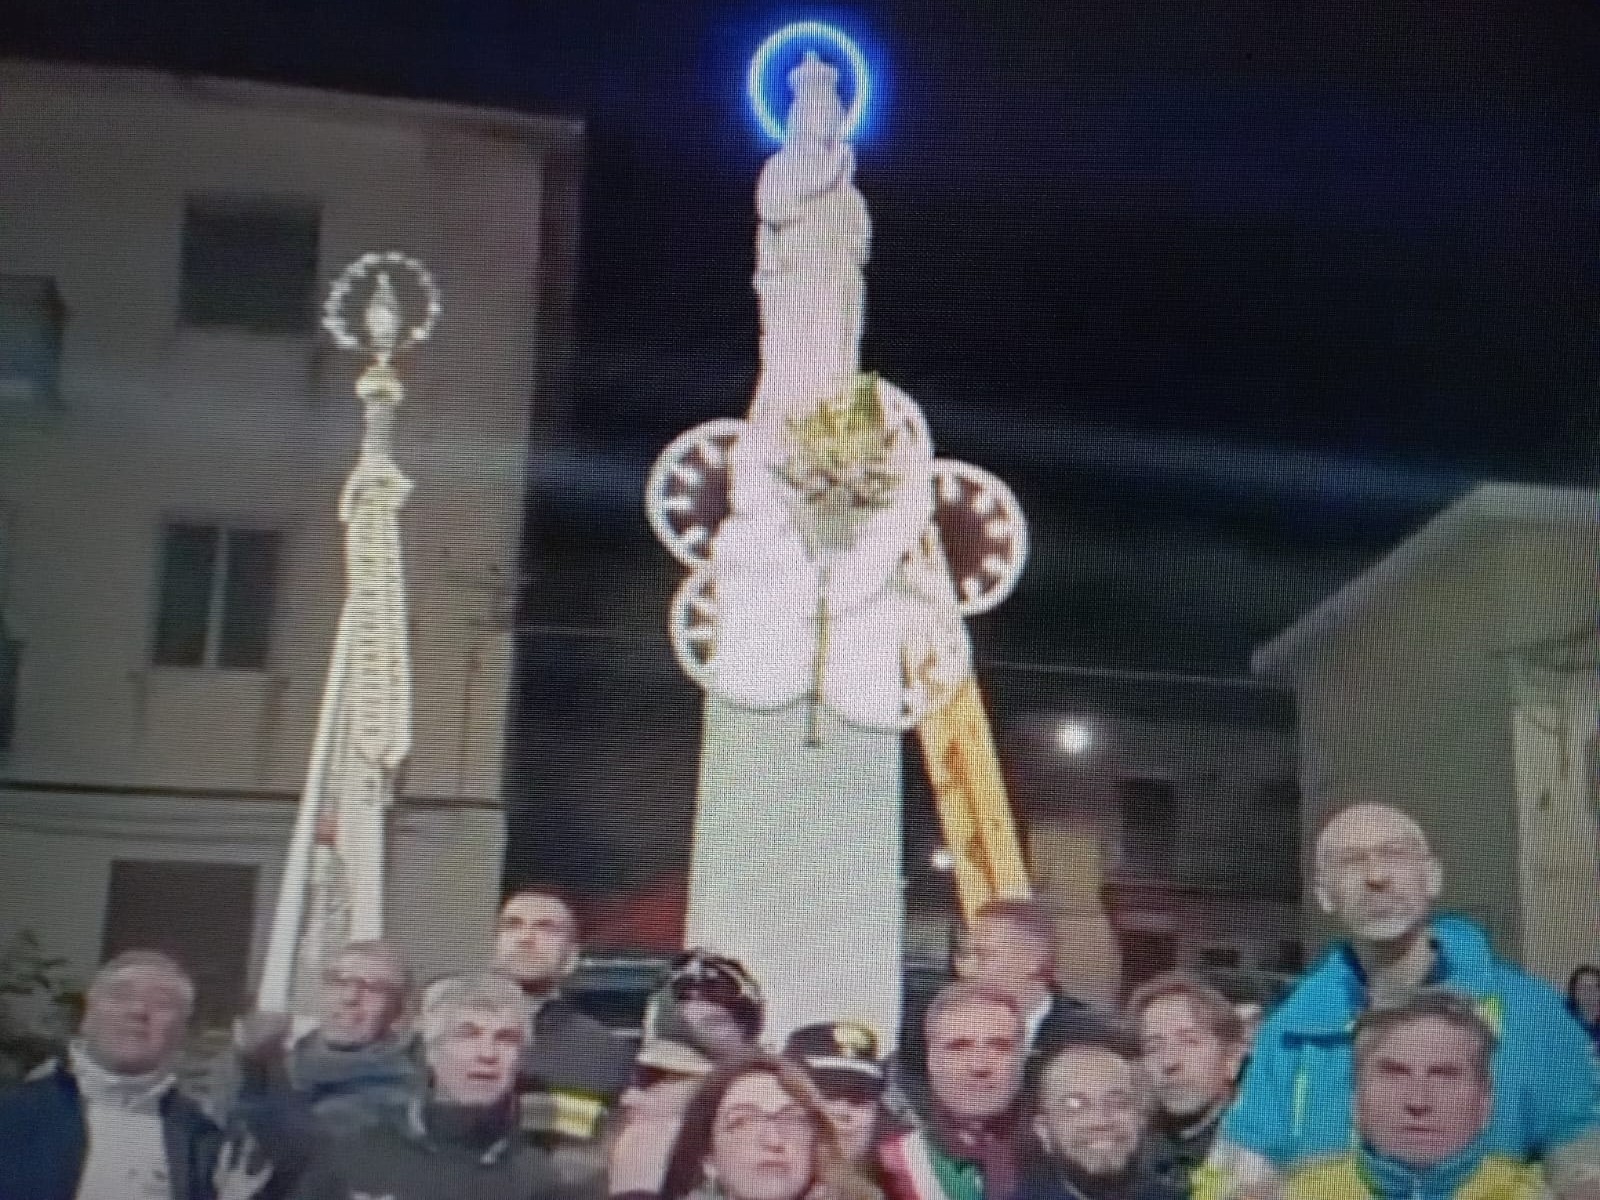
[{"x1": 1198, "y1": 802, "x2": 1600, "y2": 1200}]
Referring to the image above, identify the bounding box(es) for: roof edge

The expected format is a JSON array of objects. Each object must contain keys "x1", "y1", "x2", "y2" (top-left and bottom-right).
[{"x1": 1251, "y1": 481, "x2": 1600, "y2": 678}]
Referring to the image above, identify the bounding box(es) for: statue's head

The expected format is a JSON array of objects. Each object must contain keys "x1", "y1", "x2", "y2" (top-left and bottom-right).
[{"x1": 785, "y1": 51, "x2": 846, "y2": 146}]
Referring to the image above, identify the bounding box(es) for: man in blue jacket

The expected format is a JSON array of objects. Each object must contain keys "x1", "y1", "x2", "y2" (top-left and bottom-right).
[
  {"x1": 1197, "y1": 803, "x2": 1600, "y2": 1200},
  {"x1": 0, "y1": 949, "x2": 242, "y2": 1200}
]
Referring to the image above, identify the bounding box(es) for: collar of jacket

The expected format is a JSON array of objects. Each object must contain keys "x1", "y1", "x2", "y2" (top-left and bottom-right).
[
  {"x1": 1355, "y1": 1136, "x2": 1495, "y2": 1200},
  {"x1": 1278, "y1": 915, "x2": 1497, "y2": 1039},
  {"x1": 404, "y1": 1093, "x2": 516, "y2": 1165}
]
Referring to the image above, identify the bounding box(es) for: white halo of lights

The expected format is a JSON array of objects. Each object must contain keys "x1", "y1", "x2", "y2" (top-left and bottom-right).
[{"x1": 747, "y1": 21, "x2": 871, "y2": 143}]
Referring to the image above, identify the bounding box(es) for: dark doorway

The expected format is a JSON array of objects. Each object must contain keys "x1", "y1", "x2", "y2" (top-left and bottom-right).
[{"x1": 102, "y1": 859, "x2": 257, "y2": 1026}]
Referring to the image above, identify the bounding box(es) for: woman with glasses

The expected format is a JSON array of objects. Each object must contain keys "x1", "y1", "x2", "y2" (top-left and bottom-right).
[{"x1": 646, "y1": 1055, "x2": 882, "y2": 1200}]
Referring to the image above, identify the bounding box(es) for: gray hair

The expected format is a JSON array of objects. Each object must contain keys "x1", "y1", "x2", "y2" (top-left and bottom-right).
[
  {"x1": 417, "y1": 971, "x2": 527, "y2": 1048},
  {"x1": 91, "y1": 949, "x2": 196, "y2": 1014},
  {"x1": 1353, "y1": 988, "x2": 1497, "y2": 1084}
]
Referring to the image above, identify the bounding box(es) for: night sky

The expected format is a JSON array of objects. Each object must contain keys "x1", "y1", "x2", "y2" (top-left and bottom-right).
[{"x1": 7, "y1": 0, "x2": 1600, "y2": 898}]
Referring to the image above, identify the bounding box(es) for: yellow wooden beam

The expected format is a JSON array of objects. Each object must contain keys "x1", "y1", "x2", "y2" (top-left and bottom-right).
[{"x1": 915, "y1": 675, "x2": 1031, "y2": 919}]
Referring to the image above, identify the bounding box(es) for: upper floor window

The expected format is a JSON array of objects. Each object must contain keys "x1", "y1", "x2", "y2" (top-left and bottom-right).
[
  {"x1": 152, "y1": 523, "x2": 282, "y2": 670},
  {"x1": 0, "y1": 275, "x2": 64, "y2": 410},
  {"x1": 178, "y1": 195, "x2": 321, "y2": 334}
]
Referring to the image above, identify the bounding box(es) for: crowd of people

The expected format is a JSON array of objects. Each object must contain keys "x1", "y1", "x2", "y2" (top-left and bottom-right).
[{"x1": 1, "y1": 800, "x2": 1598, "y2": 1200}]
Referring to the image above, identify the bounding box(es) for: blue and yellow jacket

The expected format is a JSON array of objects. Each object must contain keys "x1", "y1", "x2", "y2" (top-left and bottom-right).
[
  {"x1": 1219, "y1": 914, "x2": 1599, "y2": 1170},
  {"x1": 1283, "y1": 1141, "x2": 1543, "y2": 1200}
]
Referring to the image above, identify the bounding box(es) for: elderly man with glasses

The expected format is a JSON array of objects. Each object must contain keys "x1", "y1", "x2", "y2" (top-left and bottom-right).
[{"x1": 218, "y1": 940, "x2": 420, "y2": 1199}]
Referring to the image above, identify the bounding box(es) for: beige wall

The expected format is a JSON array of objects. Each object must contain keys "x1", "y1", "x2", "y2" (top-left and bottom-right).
[
  {"x1": 1274, "y1": 500, "x2": 1600, "y2": 985},
  {"x1": 0, "y1": 62, "x2": 573, "y2": 994}
]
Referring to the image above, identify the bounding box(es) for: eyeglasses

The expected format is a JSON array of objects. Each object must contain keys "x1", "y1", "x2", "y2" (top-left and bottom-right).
[
  {"x1": 715, "y1": 1104, "x2": 816, "y2": 1139},
  {"x1": 322, "y1": 970, "x2": 400, "y2": 998},
  {"x1": 1044, "y1": 1091, "x2": 1142, "y2": 1119}
]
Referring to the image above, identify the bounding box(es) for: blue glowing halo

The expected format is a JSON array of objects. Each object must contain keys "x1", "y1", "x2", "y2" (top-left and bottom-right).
[{"x1": 747, "y1": 21, "x2": 871, "y2": 143}]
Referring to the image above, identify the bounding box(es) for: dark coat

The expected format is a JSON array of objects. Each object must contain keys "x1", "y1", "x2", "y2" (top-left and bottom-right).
[
  {"x1": 1010, "y1": 1164, "x2": 1185, "y2": 1200},
  {"x1": 0, "y1": 1061, "x2": 223, "y2": 1200},
  {"x1": 289, "y1": 1101, "x2": 562, "y2": 1200},
  {"x1": 222, "y1": 1031, "x2": 424, "y2": 1200},
  {"x1": 516, "y1": 997, "x2": 637, "y2": 1200}
]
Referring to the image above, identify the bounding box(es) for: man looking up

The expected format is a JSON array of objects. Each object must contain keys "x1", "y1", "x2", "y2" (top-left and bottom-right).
[
  {"x1": 1200, "y1": 802, "x2": 1600, "y2": 1200},
  {"x1": 221, "y1": 940, "x2": 419, "y2": 1199},
  {"x1": 491, "y1": 886, "x2": 636, "y2": 1194},
  {"x1": 291, "y1": 972, "x2": 560, "y2": 1200},
  {"x1": 0, "y1": 950, "x2": 227, "y2": 1200}
]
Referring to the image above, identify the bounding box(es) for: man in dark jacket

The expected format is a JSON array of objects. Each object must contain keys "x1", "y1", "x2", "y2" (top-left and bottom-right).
[
  {"x1": 0, "y1": 949, "x2": 233, "y2": 1200},
  {"x1": 891, "y1": 900, "x2": 1101, "y2": 1126},
  {"x1": 491, "y1": 886, "x2": 636, "y2": 1195},
  {"x1": 290, "y1": 971, "x2": 560, "y2": 1200},
  {"x1": 1127, "y1": 972, "x2": 1246, "y2": 1195},
  {"x1": 217, "y1": 939, "x2": 422, "y2": 1199},
  {"x1": 1014, "y1": 1029, "x2": 1182, "y2": 1200}
]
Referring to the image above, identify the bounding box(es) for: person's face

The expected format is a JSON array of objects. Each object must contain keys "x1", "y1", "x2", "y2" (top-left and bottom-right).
[
  {"x1": 1575, "y1": 973, "x2": 1600, "y2": 1023},
  {"x1": 708, "y1": 1072, "x2": 817, "y2": 1200},
  {"x1": 926, "y1": 1000, "x2": 1025, "y2": 1120},
  {"x1": 427, "y1": 1008, "x2": 524, "y2": 1106},
  {"x1": 80, "y1": 964, "x2": 191, "y2": 1075},
  {"x1": 493, "y1": 894, "x2": 579, "y2": 989},
  {"x1": 1033, "y1": 1049, "x2": 1147, "y2": 1177},
  {"x1": 680, "y1": 997, "x2": 751, "y2": 1055},
  {"x1": 318, "y1": 952, "x2": 405, "y2": 1049},
  {"x1": 1315, "y1": 806, "x2": 1441, "y2": 944},
  {"x1": 954, "y1": 918, "x2": 1051, "y2": 1005},
  {"x1": 1139, "y1": 995, "x2": 1244, "y2": 1119},
  {"x1": 817, "y1": 1086, "x2": 879, "y2": 1165},
  {"x1": 1356, "y1": 1017, "x2": 1491, "y2": 1169}
]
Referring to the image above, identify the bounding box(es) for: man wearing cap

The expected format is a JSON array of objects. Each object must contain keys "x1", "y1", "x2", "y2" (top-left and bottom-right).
[
  {"x1": 607, "y1": 950, "x2": 765, "y2": 1198},
  {"x1": 785, "y1": 1021, "x2": 892, "y2": 1169},
  {"x1": 492, "y1": 887, "x2": 637, "y2": 1197}
]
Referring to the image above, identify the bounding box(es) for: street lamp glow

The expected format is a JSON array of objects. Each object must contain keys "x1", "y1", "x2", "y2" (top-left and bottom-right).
[
  {"x1": 747, "y1": 21, "x2": 871, "y2": 143},
  {"x1": 1057, "y1": 721, "x2": 1093, "y2": 755}
]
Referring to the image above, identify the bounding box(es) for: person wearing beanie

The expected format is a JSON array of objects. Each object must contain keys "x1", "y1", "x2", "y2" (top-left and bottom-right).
[
  {"x1": 608, "y1": 949, "x2": 766, "y2": 1199},
  {"x1": 289, "y1": 972, "x2": 560, "y2": 1200}
]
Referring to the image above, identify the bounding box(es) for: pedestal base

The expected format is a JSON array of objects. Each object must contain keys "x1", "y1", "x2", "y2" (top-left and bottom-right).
[{"x1": 686, "y1": 697, "x2": 903, "y2": 1045}]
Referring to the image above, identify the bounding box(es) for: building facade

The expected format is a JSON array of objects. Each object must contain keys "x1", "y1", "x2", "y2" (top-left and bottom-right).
[
  {"x1": 1254, "y1": 483, "x2": 1600, "y2": 987},
  {"x1": 0, "y1": 59, "x2": 581, "y2": 1022}
]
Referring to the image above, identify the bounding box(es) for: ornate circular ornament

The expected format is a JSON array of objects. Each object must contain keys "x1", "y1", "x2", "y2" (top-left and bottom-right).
[
  {"x1": 930, "y1": 461, "x2": 1029, "y2": 615},
  {"x1": 645, "y1": 418, "x2": 745, "y2": 567},
  {"x1": 747, "y1": 21, "x2": 871, "y2": 143},
  {"x1": 322, "y1": 251, "x2": 443, "y2": 360},
  {"x1": 669, "y1": 568, "x2": 719, "y2": 685}
]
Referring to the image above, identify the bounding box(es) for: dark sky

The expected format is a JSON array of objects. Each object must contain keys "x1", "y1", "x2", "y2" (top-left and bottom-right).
[{"x1": 8, "y1": 0, "x2": 1600, "y2": 893}]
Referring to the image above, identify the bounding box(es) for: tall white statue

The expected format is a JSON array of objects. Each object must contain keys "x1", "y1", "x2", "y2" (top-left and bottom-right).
[{"x1": 648, "y1": 34, "x2": 1029, "y2": 1042}]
